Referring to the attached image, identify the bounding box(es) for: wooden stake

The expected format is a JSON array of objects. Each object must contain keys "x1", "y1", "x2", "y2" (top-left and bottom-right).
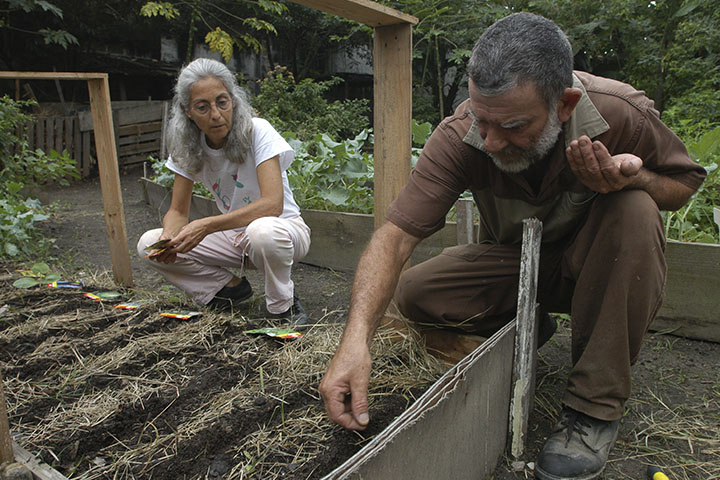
[
  {"x1": 455, "y1": 198, "x2": 475, "y2": 244},
  {"x1": 510, "y1": 218, "x2": 543, "y2": 459},
  {"x1": 0, "y1": 370, "x2": 14, "y2": 465},
  {"x1": 373, "y1": 23, "x2": 413, "y2": 231},
  {"x1": 87, "y1": 77, "x2": 133, "y2": 287}
]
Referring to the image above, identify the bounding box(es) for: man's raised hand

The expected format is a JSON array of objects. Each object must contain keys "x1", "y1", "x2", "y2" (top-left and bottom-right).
[{"x1": 566, "y1": 135, "x2": 642, "y2": 193}]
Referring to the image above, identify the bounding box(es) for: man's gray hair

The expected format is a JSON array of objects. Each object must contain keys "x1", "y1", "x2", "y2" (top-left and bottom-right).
[
  {"x1": 166, "y1": 57, "x2": 254, "y2": 175},
  {"x1": 467, "y1": 13, "x2": 573, "y2": 108}
]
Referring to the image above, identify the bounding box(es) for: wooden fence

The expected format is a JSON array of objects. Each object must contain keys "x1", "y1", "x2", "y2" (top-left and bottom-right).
[{"x1": 25, "y1": 101, "x2": 168, "y2": 178}]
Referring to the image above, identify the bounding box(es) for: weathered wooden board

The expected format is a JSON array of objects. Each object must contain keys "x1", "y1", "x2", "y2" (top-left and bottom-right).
[
  {"x1": 323, "y1": 320, "x2": 516, "y2": 479},
  {"x1": 79, "y1": 103, "x2": 164, "y2": 132},
  {"x1": 372, "y1": 23, "x2": 413, "y2": 230},
  {"x1": 12, "y1": 441, "x2": 69, "y2": 480},
  {"x1": 510, "y1": 219, "x2": 542, "y2": 459},
  {"x1": 87, "y1": 76, "x2": 133, "y2": 287},
  {"x1": 652, "y1": 240, "x2": 720, "y2": 342},
  {"x1": 0, "y1": 371, "x2": 12, "y2": 465}
]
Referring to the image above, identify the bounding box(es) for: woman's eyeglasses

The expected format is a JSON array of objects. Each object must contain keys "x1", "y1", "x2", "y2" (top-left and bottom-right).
[{"x1": 191, "y1": 96, "x2": 232, "y2": 115}]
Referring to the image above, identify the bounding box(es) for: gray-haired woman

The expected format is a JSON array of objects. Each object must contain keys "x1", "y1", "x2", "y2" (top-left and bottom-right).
[{"x1": 137, "y1": 58, "x2": 311, "y2": 325}]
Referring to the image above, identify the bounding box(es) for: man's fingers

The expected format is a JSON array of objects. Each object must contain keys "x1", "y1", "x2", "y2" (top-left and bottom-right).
[
  {"x1": 620, "y1": 156, "x2": 642, "y2": 176},
  {"x1": 577, "y1": 137, "x2": 598, "y2": 171},
  {"x1": 324, "y1": 390, "x2": 366, "y2": 430},
  {"x1": 350, "y1": 390, "x2": 370, "y2": 427}
]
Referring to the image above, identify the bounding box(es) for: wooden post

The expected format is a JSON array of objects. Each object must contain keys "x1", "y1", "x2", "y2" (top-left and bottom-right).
[
  {"x1": 87, "y1": 77, "x2": 134, "y2": 287},
  {"x1": 0, "y1": 370, "x2": 14, "y2": 465},
  {"x1": 455, "y1": 198, "x2": 475, "y2": 244},
  {"x1": 373, "y1": 23, "x2": 413, "y2": 230},
  {"x1": 510, "y1": 218, "x2": 543, "y2": 459},
  {"x1": 160, "y1": 101, "x2": 170, "y2": 161}
]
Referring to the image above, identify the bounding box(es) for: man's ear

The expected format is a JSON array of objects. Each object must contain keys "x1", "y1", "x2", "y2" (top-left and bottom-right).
[
  {"x1": 557, "y1": 88, "x2": 582, "y2": 123},
  {"x1": 185, "y1": 108, "x2": 192, "y2": 120}
]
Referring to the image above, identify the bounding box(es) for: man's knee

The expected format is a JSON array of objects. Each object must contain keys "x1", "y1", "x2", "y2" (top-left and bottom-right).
[
  {"x1": 591, "y1": 190, "x2": 664, "y2": 250},
  {"x1": 595, "y1": 190, "x2": 662, "y2": 231},
  {"x1": 394, "y1": 265, "x2": 432, "y2": 321}
]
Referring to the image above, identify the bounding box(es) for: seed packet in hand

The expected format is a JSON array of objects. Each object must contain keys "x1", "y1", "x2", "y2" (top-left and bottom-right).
[{"x1": 145, "y1": 239, "x2": 171, "y2": 257}]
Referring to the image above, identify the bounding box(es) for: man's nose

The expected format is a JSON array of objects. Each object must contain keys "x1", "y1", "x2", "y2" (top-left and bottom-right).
[{"x1": 482, "y1": 126, "x2": 508, "y2": 153}]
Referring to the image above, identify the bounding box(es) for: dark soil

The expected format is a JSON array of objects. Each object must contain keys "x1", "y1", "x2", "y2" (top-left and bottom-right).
[{"x1": 1, "y1": 167, "x2": 718, "y2": 479}]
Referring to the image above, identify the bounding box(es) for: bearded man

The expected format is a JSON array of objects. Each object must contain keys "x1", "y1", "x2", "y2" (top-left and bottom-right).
[{"x1": 319, "y1": 12, "x2": 705, "y2": 480}]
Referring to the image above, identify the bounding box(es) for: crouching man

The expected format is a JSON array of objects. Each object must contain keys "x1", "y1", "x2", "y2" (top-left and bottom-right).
[{"x1": 319, "y1": 12, "x2": 705, "y2": 480}]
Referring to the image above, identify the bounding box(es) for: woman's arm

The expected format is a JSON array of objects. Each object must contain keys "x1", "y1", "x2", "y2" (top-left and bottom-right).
[
  {"x1": 149, "y1": 173, "x2": 193, "y2": 263},
  {"x1": 166, "y1": 156, "x2": 285, "y2": 255}
]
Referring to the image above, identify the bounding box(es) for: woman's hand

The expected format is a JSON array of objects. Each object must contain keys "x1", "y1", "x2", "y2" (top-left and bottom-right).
[
  {"x1": 167, "y1": 218, "x2": 210, "y2": 255},
  {"x1": 147, "y1": 235, "x2": 177, "y2": 264}
]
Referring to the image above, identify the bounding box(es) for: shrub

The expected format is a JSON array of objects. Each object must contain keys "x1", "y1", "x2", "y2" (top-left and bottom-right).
[
  {"x1": 0, "y1": 96, "x2": 78, "y2": 258},
  {"x1": 663, "y1": 126, "x2": 720, "y2": 243},
  {"x1": 252, "y1": 66, "x2": 370, "y2": 141}
]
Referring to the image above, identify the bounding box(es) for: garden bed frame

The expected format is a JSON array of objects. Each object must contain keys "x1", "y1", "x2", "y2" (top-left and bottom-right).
[{"x1": 142, "y1": 177, "x2": 720, "y2": 345}]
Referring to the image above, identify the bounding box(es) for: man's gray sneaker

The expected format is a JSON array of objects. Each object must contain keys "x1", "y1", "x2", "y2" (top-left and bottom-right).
[{"x1": 535, "y1": 407, "x2": 620, "y2": 480}]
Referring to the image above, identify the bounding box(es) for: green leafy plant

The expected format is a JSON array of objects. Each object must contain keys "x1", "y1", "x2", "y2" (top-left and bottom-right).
[
  {"x1": 663, "y1": 126, "x2": 720, "y2": 243},
  {"x1": 0, "y1": 96, "x2": 79, "y2": 259},
  {"x1": 146, "y1": 156, "x2": 213, "y2": 198},
  {"x1": 252, "y1": 66, "x2": 370, "y2": 141},
  {"x1": 1, "y1": 0, "x2": 78, "y2": 49},
  {"x1": 285, "y1": 130, "x2": 375, "y2": 213},
  {"x1": 12, "y1": 262, "x2": 61, "y2": 289}
]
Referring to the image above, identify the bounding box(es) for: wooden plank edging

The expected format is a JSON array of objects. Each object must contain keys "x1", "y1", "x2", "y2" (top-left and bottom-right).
[
  {"x1": 139, "y1": 178, "x2": 720, "y2": 343},
  {"x1": 323, "y1": 321, "x2": 516, "y2": 479},
  {"x1": 12, "y1": 441, "x2": 68, "y2": 480}
]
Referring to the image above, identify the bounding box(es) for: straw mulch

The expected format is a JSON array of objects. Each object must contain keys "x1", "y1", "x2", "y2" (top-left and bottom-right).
[{"x1": 0, "y1": 266, "x2": 445, "y2": 479}]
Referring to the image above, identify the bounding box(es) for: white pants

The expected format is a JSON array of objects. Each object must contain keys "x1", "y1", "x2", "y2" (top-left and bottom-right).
[{"x1": 136, "y1": 216, "x2": 311, "y2": 314}]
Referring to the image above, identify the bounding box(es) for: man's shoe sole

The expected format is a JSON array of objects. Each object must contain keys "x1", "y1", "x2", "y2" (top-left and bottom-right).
[{"x1": 535, "y1": 465, "x2": 604, "y2": 480}]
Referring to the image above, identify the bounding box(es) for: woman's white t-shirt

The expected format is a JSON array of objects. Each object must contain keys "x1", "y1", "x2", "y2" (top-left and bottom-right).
[{"x1": 166, "y1": 117, "x2": 300, "y2": 225}]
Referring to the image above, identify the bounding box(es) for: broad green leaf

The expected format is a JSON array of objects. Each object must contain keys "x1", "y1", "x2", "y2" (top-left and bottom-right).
[
  {"x1": 320, "y1": 187, "x2": 350, "y2": 206},
  {"x1": 674, "y1": 1, "x2": 700, "y2": 18},
  {"x1": 35, "y1": 0, "x2": 63, "y2": 17},
  {"x1": 4, "y1": 243, "x2": 19, "y2": 257},
  {"x1": 31, "y1": 262, "x2": 51, "y2": 275},
  {"x1": 13, "y1": 277, "x2": 39, "y2": 289},
  {"x1": 688, "y1": 126, "x2": 720, "y2": 160}
]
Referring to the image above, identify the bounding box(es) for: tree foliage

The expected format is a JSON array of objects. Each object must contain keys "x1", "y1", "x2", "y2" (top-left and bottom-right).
[
  {"x1": 252, "y1": 65, "x2": 370, "y2": 141},
  {"x1": 139, "y1": 0, "x2": 285, "y2": 62},
  {"x1": 0, "y1": 0, "x2": 79, "y2": 49}
]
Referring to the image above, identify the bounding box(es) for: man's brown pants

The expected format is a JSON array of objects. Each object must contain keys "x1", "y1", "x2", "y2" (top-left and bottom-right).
[{"x1": 394, "y1": 190, "x2": 666, "y2": 421}]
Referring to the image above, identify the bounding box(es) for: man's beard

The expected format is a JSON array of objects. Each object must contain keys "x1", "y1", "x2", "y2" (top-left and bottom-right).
[{"x1": 480, "y1": 109, "x2": 562, "y2": 174}]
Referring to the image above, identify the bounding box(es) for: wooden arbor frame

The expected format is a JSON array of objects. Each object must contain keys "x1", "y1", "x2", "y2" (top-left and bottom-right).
[
  {"x1": 0, "y1": 0, "x2": 417, "y2": 288},
  {"x1": 0, "y1": 72, "x2": 130, "y2": 288}
]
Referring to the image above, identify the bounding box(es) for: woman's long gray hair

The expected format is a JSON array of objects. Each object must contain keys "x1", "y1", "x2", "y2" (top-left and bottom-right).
[{"x1": 166, "y1": 58, "x2": 254, "y2": 175}]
